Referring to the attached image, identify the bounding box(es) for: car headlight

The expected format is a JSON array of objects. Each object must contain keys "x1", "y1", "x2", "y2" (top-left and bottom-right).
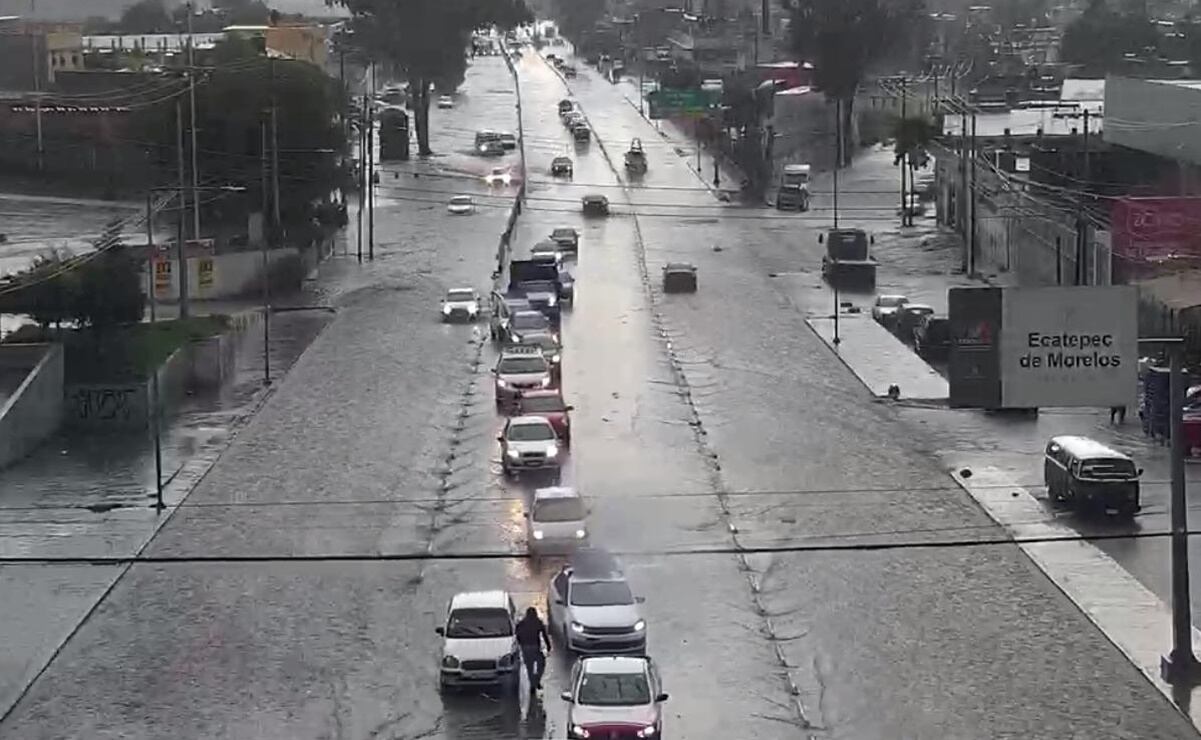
[
  {"x1": 551, "y1": 354, "x2": 561, "y2": 364},
  {"x1": 533, "y1": 529, "x2": 545, "y2": 540},
  {"x1": 539, "y1": 377, "x2": 551, "y2": 388},
  {"x1": 441, "y1": 655, "x2": 460, "y2": 669},
  {"x1": 570, "y1": 621, "x2": 584, "y2": 633},
  {"x1": 441, "y1": 305, "x2": 452, "y2": 314},
  {"x1": 498, "y1": 651, "x2": 517, "y2": 667},
  {"x1": 637, "y1": 725, "x2": 658, "y2": 737},
  {"x1": 575, "y1": 528, "x2": 587, "y2": 539},
  {"x1": 467, "y1": 303, "x2": 478, "y2": 313},
  {"x1": 571, "y1": 727, "x2": 591, "y2": 739},
  {"x1": 547, "y1": 296, "x2": 557, "y2": 306},
  {"x1": 478, "y1": 145, "x2": 487, "y2": 152},
  {"x1": 496, "y1": 378, "x2": 509, "y2": 388},
  {"x1": 506, "y1": 449, "x2": 520, "y2": 459},
  {"x1": 633, "y1": 619, "x2": 646, "y2": 631},
  {"x1": 546, "y1": 444, "x2": 559, "y2": 458}
]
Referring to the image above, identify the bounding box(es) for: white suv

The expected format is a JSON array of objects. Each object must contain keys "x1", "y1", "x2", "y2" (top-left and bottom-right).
[
  {"x1": 435, "y1": 591, "x2": 520, "y2": 692},
  {"x1": 549, "y1": 548, "x2": 646, "y2": 655}
]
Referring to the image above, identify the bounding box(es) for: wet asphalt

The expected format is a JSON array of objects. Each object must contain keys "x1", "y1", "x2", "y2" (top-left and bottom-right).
[{"x1": 0, "y1": 52, "x2": 1198, "y2": 740}]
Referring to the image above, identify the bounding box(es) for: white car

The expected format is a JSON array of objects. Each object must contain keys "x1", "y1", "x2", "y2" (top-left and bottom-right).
[
  {"x1": 549, "y1": 548, "x2": 646, "y2": 655},
  {"x1": 527, "y1": 486, "x2": 588, "y2": 554},
  {"x1": 447, "y1": 195, "x2": 474, "y2": 214},
  {"x1": 486, "y1": 166, "x2": 513, "y2": 186},
  {"x1": 441, "y1": 287, "x2": 480, "y2": 322},
  {"x1": 435, "y1": 591, "x2": 521, "y2": 692},
  {"x1": 437, "y1": 95, "x2": 454, "y2": 109},
  {"x1": 499, "y1": 415, "x2": 562, "y2": 475},
  {"x1": 871, "y1": 294, "x2": 908, "y2": 328}
]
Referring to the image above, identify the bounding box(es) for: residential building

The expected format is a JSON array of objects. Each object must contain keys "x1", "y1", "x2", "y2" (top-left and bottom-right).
[{"x1": 224, "y1": 23, "x2": 328, "y2": 67}]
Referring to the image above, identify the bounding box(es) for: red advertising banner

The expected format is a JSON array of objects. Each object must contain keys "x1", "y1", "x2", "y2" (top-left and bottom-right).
[{"x1": 1110, "y1": 196, "x2": 1201, "y2": 261}]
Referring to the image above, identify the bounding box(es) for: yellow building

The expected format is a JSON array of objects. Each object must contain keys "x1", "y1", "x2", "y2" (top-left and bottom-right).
[{"x1": 223, "y1": 24, "x2": 328, "y2": 68}]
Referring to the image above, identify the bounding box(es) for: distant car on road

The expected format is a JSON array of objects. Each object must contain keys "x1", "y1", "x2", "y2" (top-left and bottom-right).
[
  {"x1": 562, "y1": 64, "x2": 578, "y2": 78},
  {"x1": 551, "y1": 227, "x2": 579, "y2": 252},
  {"x1": 526, "y1": 486, "x2": 588, "y2": 554},
  {"x1": 551, "y1": 156, "x2": 574, "y2": 177},
  {"x1": 508, "y1": 309, "x2": 556, "y2": 344},
  {"x1": 446, "y1": 195, "x2": 474, "y2": 215},
  {"x1": 549, "y1": 548, "x2": 647, "y2": 654},
  {"x1": 571, "y1": 123, "x2": 591, "y2": 142},
  {"x1": 435, "y1": 590, "x2": 520, "y2": 693},
  {"x1": 894, "y1": 303, "x2": 935, "y2": 342},
  {"x1": 557, "y1": 266, "x2": 575, "y2": 303},
  {"x1": 913, "y1": 314, "x2": 952, "y2": 359},
  {"x1": 871, "y1": 294, "x2": 908, "y2": 328},
  {"x1": 437, "y1": 95, "x2": 454, "y2": 109},
  {"x1": 582, "y1": 194, "x2": 609, "y2": 216},
  {"x1": 517, "y1": 330, "x2": 563, "y2": 379},
  {"x1": 479, "y1": 139, "x2": 505, "y2": 157},
  {"x1": 489, "y1": 293, "x2": 532, "y2": 342},
  {"x1": 562, "y1": 656, "x2": 668, "y2": 740},
  {"x1": 440, "y1": 287, "x2": 479, "y2": 322},
  {"x1": 558, "y1": 99, "x2": 575, "y2": 116},
  {"x1": 662, "y1": 262, "x2": 698, "y2": 293},
  {"x1": 516, "y1": 389, "x2": 572, "y2": 445},
  {"x1": 531, "y1": 240, "x2": 563, "y2": 263},
  {"x1": 499, "y1": 415, "x2": 563, "y2": 476},
  {"x1": 486, "y1": 166, "x2": 512, "y2": 186},
  {"x1": 499, "y1": 132, "x2": 518, "y2": 150},
  {"x1": 494, "y1": 345, "x2": 553, "y2": 408}
]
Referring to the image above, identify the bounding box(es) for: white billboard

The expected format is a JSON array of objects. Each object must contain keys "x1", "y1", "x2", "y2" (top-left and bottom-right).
[{"x1": 999, "y1": 286, "x2": 1138, "y2": 408}]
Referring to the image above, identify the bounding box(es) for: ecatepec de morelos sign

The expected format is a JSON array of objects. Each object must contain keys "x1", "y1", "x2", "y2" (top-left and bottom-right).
[{"x1": 949, "y1": 286, "x2": 1138, "y2": 409}]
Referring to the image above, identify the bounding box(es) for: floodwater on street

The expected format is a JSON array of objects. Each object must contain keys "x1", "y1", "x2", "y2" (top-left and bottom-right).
[{"x1": 0, "y1": 46, "x2": 1199, "y2": 740}]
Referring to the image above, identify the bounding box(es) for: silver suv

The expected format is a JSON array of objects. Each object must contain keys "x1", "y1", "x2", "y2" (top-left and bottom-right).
[{"x1": 548, "y1": 548, "x2": 647, "y2": 655}]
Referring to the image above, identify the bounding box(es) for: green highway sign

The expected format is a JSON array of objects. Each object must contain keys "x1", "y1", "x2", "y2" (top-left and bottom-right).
[{"x1": 647, "y1": 88, "x2": 719, "y2": 119}]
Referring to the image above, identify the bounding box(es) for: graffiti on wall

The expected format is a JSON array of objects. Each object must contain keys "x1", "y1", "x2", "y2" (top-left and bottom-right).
[{"x1": 67, "y1": 386, "x2": 145, "y2": 425}]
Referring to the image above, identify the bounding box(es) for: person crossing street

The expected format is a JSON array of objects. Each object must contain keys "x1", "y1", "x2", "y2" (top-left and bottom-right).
[{"x1": 515, "y1": 606, "x2": 552, "y2": 691}]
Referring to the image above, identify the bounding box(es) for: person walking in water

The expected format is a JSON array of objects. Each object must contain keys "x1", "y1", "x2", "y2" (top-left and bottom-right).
[{"x1": 515, "y1": 606, "x2": 552, "y2": 691}]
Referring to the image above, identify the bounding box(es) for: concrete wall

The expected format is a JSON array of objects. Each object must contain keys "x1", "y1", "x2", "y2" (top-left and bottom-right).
[
  {"x1": 0, "y1": 344, "x2": 64, "y2": 468},
  {"x1": 146, "y1": 246, "x2": 299, "y2": 303}
]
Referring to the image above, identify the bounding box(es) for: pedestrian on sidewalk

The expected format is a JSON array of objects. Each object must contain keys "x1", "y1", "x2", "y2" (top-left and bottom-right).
[
  {"x1": 1110, "y1": 405, "x2": 1127, "y2": 425},
  {"x1": 515, "y1": 606, "x2": 551, "y2": 692}
]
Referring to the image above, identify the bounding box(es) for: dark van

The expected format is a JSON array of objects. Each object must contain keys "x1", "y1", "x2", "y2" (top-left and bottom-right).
[{"x1": 1044, "y1": 436, "x2": 1142, "y2": 517}]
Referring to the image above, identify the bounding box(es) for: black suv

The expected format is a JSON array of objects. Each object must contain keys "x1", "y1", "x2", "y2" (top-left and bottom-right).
[{"x1": 913, "y1": 314, "x2": 952, "y2": 359}]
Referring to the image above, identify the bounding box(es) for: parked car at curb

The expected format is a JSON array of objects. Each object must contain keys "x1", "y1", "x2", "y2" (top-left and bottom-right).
[
  {"x1": 871, "y1": 294, "x2": 908, "y2": 328},
  {"x1": 662, "y1": 262, "x2": 698, "y2": 293},
  {"x1": 913, "y1": 314, "x2": 952, "y2": 359}
]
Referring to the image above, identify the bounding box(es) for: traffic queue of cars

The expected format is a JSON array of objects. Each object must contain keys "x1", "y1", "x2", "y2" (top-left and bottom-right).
[{"x1": 433, "y1": 80, "x2": 670, "y2": 737}]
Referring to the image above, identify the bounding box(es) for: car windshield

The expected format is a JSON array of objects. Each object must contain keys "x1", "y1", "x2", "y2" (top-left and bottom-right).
[
  {"x1": 577, "y1": 673, "x2": 651, "y2": 706},
  {"x1": 570, "y1": 580, "x2": 634, "y2": 606},
  {"x1": 1080, "y1": 459, "x2": 1137, "y2": 478},
  {"x1": 511, "y1": 313, "x2": 549, "y2": 330},
  {"x1": 450, "y1": 197, "x2": 471, "y2": 206},
  {"x1": 521, "y1": 395, "x2": 565, "y2": 412},
  {"x1": 507, "y1": 422, "x2": 554, "y2": 441},
  {"x1": 878, "y1": 296, "x2": 906, "y2": 307},
  {"x1": 445, "y1": 607, "x2": 512, "y2": 638},
  {"x1": 498, "y1": 356, "x2": 547, "y2": 374},
  {"x1": 534, "y1": 497, "x2": 585, "y2": 522},
  {"x1": 446, "y1": 290, "x2": 474, "y2": 302},
  {"x1": 522, "y1": 280, "x2": 555, "y2": 293}
]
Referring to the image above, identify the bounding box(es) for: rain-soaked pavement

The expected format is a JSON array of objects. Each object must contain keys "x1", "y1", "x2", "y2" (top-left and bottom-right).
[{"x1": 1, "y1": 49, "x2": 1199, "y2": 740}]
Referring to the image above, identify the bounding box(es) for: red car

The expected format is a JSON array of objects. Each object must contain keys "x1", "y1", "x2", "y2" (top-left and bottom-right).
[{"x1": 516, "y1": 390, "x2": 573, "y2": 445}]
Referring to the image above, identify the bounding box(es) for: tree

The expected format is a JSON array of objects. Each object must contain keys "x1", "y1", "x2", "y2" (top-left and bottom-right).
[
  {"x1": 339, "y1": 0, "x2": 533, "y2": 156},
  {"x1": 551, "y1": 0, "x2": 606, "y2": 48},
  {"x1": 789, "y1": 0, "x2": 925, "y2": 166},
  {"x1": 892, "y1": 115, "x2": 936, "y2": 225},
  {"x1": 118, "y1": 0, "x2": 173, "y2": 33},
  {"x1": 1060, "y1": 0, "x2": 1158, "y2": 72},
  {"x1": 131, "y1": 40, "x2": 343, "y2": 230}
]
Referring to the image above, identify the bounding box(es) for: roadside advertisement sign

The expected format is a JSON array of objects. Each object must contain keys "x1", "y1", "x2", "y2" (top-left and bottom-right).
[
  {"x1": 1110, "y1": 196, "x2": 1201, "y2": 261},
  {"x1": 153, "y1": 258, "x2": 172, "y2": 298},
  {"x1": 197, "y1": 257, "x2": 214, "y2": 292},
  {"x1": 949, "y1": 286, "x2": 1138, "y2": 408}
]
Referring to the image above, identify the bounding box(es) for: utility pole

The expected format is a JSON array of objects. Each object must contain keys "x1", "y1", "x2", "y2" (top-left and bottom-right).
[
  {"x1": 175, "y1": 100, "x2": 190, "y2": 318},
  {"x1": 145, "y1": 191, "x2": 163, "y2": 510},
  {"x1": 31, "y1": 33, "x2": 43, "y2": 172},
  {"x1": 261, "y1": 120, "x2": 272, "y2": 386},
  {"x1": 1076, "y1": 108, "x2": 1090, "y2": 286},
  {"x1": 186, "y1": 1, "x2": 201, "y2": 242},
  {"x1": 270, "y1": 85, "x2": 281, "y2": 230},
  {"x1": 356, "y1": 92, "x2": 365, "y2": 264},
  {"x1": 900, "y1": 76, "x2": 908, "y2": 227},
  {"x1": 959, "y1": 107, "x2": 968, "y2": 273},
  {"x1": 969, "y1": 111, "x2": 977, "y2": 277},
  {"x1": 367, "y1": 62, "x2": 375, "y2": 261},
  {"x1": 832, "y1": 99, "x2": 840, "y2": 229}
]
